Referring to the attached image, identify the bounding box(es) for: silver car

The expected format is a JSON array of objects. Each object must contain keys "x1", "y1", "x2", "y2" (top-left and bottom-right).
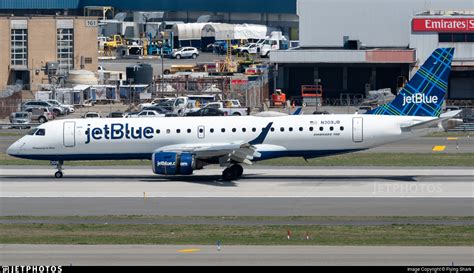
[
  {"x1": 9, "y1": 112, "x2": 31, "y2": 129},
  {"x1": 172, "y1": 47, "x2": 199, "y2": 59}
]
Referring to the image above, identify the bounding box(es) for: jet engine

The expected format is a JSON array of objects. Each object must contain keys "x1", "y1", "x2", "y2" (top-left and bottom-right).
[{"x1": 152, "y1": 152, "x2": 195, "y2": 175}]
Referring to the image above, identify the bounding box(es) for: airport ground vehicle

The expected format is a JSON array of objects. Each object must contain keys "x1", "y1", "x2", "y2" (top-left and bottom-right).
[
  {"x1": 103, "y1": 35, "x2": 124, "y2": 53},
  {"x1": 6, "y1": 48, "x2": 461, "y2": 181},
  {"x1": 23, "y1": 107, "x2": 54, "y2": 123},
  {"x1": 82, "y1": 112, "x2": 101, "y2": 118},
  {"x1": 172, "y1": 47, "x2": 199, "y2": 59},
  {"x1": 9, "y1": 112, "x2": 31, "y2": 128}
]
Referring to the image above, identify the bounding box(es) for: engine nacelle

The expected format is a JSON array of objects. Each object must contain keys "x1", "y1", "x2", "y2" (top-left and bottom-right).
[{"x1": 152, "y1": 152, "x2": 195, "y2": 175}]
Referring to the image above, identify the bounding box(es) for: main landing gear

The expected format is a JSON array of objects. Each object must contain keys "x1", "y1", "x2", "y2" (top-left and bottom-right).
[
  {"x1": 222, "y1": 164, "x2": 243, "y2": 181},
  {"x1": 51, "y1": 160, "x2": 64, "y2": 178}
]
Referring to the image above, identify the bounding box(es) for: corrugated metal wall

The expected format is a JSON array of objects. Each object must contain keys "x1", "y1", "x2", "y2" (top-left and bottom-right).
[
  {"x1": 79, "y1": 0, "x2": 296, "y2": 14},
  {"x1": 0, "y1": 0, "x2": 79, "y2": 9}
]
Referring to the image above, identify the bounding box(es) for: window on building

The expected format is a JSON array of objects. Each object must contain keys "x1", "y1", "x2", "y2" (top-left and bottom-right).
[
  {"x1": 57, "y1": 28, "x2": 74, "y2": 73},
  {"x1": 438, "y1": 33, "x2": 474, "y2": 43},
  {"x1": 10, "y1": 29, "x2": 28, "y2": 66}
]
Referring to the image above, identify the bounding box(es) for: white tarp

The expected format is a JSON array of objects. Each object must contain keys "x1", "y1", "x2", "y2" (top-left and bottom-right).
[
  {"x1": 234, "y1": 24, "x2": 268, "y2": 40},
  {"x1": 173, "y1": 23, "x2": 207, "y2": 40},
  {"x1": 202, "y1": 23, "x2": 235, "y2": 40}
]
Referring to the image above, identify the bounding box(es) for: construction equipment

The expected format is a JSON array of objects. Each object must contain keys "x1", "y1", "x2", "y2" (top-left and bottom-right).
[
  {"x1": 271, "y1": 89, "x2": 286, "y2": 107},
  {"x1": 301, "y1": 85, "x2": 323, "y2": 107}
]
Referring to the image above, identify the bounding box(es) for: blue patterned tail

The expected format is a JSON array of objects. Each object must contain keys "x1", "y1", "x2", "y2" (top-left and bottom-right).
[{"x1": 367, "y1": 48, "x2": 454, "y2": 117}]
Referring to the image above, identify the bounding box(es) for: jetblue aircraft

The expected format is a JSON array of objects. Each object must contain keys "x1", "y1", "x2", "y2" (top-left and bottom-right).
[{"x1": 7, "y1": 48, "x2": 460, "y2": 180}]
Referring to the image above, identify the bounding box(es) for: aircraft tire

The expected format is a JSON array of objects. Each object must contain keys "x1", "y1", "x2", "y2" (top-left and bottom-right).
[
  {"x1": 230, "y1": 164, "x2": 243, "y2": 177},
  {"x1": 222, "y1": 168, "x2": 236, "y2": 181},
  {"x1": 54, "y1": 171, "x2": 63, "y2": 178}
]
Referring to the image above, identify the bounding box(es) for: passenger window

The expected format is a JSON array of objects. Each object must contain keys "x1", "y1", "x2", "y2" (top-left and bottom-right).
[
  {"x1": 166, "y1": 129, "x2": 171, "y2": 134},
  {"x1": 232, "y1": 128, "x2": 236, "y2": 132},
  {"x1": 270, "y1": 127, "x2": 275, "y2": 132},
  {"x1": 330, "y1": 126, "x2": 334, "y2": 131},
  {"x1": 35, "y1": 129, "x2": 45, "y2": 136},
  {"x1": 221, "y1": 128, "x2": 225, "y2": 133},
  {"x1": 252, "y1": 128, "x2": 256, "y2": 132},
  {"x1": 199, "y1": 128, "x2": 204, "y2": 133},
  {"x1": 340, "y1": 126, "x2": 344, "y2": 131},
  {"x1": 280, "y1": 127, "x2": 284, "y2": 132},
  {"x1": 289, "y1": 127, "x2": 293, "y2": 132},
  {"x1": 210, "y1": 128, "x2": 214, "y2": 133},
  {"x1": 309, "y1": 127, "x2": 314, "y2": 131},
  {"x1": 156, "y1": 129, "x2": 161, "y2": 134},
  {"x1": 299, "y1": 127, "x2": 303, "y2": 131},
  {"x1": 319, "y1": 127, "x2": 323, "y2": 131},
  {"x1": 187, "y1": 129, "x2": 191, "y2": 133},
  {"x1": 242, "y1": 128, "x2": 246, "y2": 132},
  {"x1": 176, "y1": 129, "x2": 181, "y2": 133}
]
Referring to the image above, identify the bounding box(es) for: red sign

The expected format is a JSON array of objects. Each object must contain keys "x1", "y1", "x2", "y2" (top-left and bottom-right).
[{"x1": 412, "y1": 18, "x2": 474, "y2": 32}]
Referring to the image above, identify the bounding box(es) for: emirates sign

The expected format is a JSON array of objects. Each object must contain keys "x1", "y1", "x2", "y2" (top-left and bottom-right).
[{"x1": 412, "y1": 18, "x2": 474, "y2": 32}]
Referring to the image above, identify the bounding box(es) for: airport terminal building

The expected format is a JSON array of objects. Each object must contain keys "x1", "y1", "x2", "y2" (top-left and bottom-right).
[{"x1": 272, "y1": 0, "x2": 474, "y2": 102}]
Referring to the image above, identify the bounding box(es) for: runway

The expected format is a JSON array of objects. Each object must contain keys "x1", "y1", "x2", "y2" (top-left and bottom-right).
[
  {"x1": 1, "y1": 167, "x2": 472, "y2": 216},
  {"x1": 1, "y1": 244, "x2": 472, "y2": 265}
]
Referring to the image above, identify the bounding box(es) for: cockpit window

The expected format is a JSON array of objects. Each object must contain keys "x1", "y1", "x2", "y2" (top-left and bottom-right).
[
  {"x1": 35, "y1": 129, "x2": 45, "y2": 136},
  {"x1": 27, "y1": 129, "x2": 37, "y2": 135}
]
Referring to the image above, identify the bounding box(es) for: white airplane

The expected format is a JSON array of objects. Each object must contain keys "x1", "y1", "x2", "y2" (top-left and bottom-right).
[{"x1": 7, "y1": 48, "x2": 461, "y2": 180}]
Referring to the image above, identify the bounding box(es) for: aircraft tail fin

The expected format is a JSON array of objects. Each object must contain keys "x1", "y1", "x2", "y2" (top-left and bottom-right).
[
  {"x1": 367, "y1": 48, "x2": 454, "y2": 117},
  {"x1": 292, "y1": 107, "x2": 303, "y2": 115}
]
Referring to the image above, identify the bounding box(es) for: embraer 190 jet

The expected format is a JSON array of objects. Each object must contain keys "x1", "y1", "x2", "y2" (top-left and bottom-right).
[{"x1": 7, "y1": 48, "x2": 460, "y2": 180}]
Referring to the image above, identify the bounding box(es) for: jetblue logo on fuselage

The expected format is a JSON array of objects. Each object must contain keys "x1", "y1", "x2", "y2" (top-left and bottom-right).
[
  {"x1": 85, "y1": 123, "x2": 154, "y2": 144},
  {"x1": 402, "y1": 93, "x2": 438, "y2": 107}
]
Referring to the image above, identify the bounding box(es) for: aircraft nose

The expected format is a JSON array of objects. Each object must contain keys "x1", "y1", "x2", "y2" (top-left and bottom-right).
[{"x1": 7, "y1": 141, "x2": 22, "y2": 156}]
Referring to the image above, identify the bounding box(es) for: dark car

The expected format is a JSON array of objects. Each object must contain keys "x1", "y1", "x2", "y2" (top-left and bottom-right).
[
  {"x1": 107, "y1": 111, "x2": 125, "y2": 118},
  {"x1": 142, "y1": 106, "x2": 171, "y2": 115},
  {"x1": 185, "y1": 108, "x2": 225, "y2": 116}
]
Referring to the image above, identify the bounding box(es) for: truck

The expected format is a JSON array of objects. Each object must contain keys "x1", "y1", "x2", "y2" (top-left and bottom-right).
[{"x1": 257, "y1": 31, "x2": 289, "y2": 58}]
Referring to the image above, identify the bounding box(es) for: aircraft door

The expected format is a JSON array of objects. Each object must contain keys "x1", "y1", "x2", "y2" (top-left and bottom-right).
[
  {"x1": 197, "y1": 125, "x2": 205, "y2": 139},
  {"x1": 63, "y1": 121, "x2": 76, "y2": 147},
  {"x1": 352, "y1": 117, "x2": 363, "y2": 142}
]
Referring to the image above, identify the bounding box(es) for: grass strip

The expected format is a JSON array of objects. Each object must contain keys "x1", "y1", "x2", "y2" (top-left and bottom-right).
[{"x1": 0, "y1": 223, "x2": 472, "y2": 246}]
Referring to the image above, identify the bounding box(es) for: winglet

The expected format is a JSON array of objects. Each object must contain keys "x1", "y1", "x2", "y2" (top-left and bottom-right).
[
  {"x1": 249, "y1": 122, "x2": 273, "y2": 145},
  {"x1": 292, "y1": 107, "x2": 303, "y2": 115}
]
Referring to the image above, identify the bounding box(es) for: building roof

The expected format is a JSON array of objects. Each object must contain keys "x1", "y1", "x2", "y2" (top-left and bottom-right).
[{"x1": 0, "y1": 0, "x2": 297, "y2": 14}]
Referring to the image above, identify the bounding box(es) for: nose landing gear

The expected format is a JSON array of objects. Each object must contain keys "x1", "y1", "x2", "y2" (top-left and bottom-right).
[
  {"x1": 51, "y1": 160, "x2": 64, "y2": 178},
  {"x1": 222, "y1": 164, "x2": 244, "y2": 181}
]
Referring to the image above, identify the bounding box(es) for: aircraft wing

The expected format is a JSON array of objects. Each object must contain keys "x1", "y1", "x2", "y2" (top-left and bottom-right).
[
  {"x1": 156, "y1": 142, "x2": 260, "y2": 165},
  {"x1": 154, "y1": 122, "x2": 274, "y2": 165},
  {"x1": 400, "y1": 110, "x2": 462, "y2": 131}
]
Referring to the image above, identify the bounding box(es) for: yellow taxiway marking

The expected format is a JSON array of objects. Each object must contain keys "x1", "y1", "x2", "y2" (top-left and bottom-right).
[
  {"x1": 432, "y1": 145, "x2": 446, "y2": 151},
  {"x1": 177, "y1": 248, "x2": 201, "y2": 253},
  {"x1": 447, "y1": 137, "x2": 458, "y2": 140}
]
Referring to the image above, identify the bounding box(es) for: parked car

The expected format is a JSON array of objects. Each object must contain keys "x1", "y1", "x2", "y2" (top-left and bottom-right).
[
  {"x1": 21, "y1": 101, "x2": 65, "y2": 116},
  {"x1": 185, "y1": 108, "x2": 225, "y2": 116},
  {"x1": 172, "y1": 47, "x2": 199, "y2": 59},
  {"x1": 46, "y1": 99, "x2": 75, "y2": 114},
  {"x1": 133, "y1": 110, "x2": 166, "y2": 118},
  {"x1": 107, "y1": 111, "x2": 125, "y2": 118},
  {"x1": 141, "y1": 106, "x2": 171, "y2": 115},
  {"x1": 82, "y1": 112, "x2": 101, "y2": 118},
  {"x1": 23, "y1": 107, "x2": 54, "y2": 123},
  {"x1": 9, "y1": 112, "x2": 31, "y2": 128}
]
